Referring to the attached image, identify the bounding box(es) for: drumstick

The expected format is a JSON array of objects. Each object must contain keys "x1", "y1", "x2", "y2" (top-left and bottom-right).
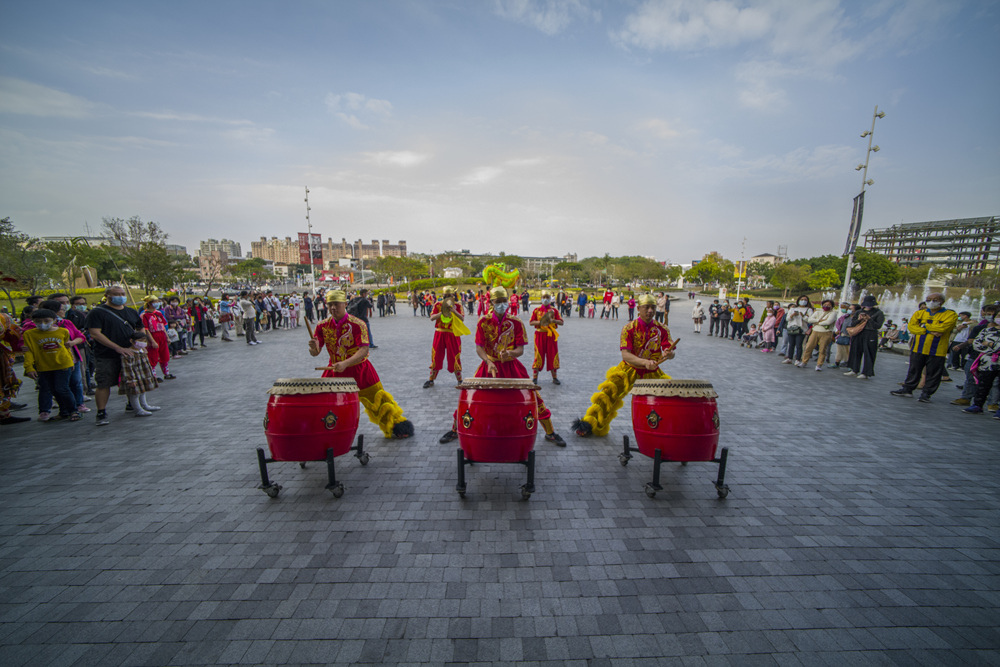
[
  {"x1": 305, "y1": 318, "x2": 314, "y2": 338},
  {"x1": 315, "y1": 366, "x2": 338, "y2": 371}
]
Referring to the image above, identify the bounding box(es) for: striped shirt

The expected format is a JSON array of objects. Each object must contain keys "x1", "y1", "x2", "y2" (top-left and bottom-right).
[{"x1": 907, "y1": 308, "x2": 958, "y2": 357}]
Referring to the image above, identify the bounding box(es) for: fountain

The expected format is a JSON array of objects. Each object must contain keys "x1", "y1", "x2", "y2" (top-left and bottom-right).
[{"x1": 859, "y1": 267, "x2": 987, "y2": 327}]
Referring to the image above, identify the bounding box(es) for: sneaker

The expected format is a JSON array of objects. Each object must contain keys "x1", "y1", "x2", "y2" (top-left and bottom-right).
[
  {"x1": 422, "y1": 380, "x2": 434, "y2": 389},
  {"x1": 815, "y1": 366, "x2": 823, "y2": 372},
  {"x1": 890, "y1": 389, "x2": 913, "y2": 397},
  {"x1": 134, "y1": 408, "x2": 153, "y2": 417},
  {"x1": 552, "y1": 378, "x2": 561, "y2": 385},
  {"x1": 10, "y1": 401, "x2": 27, "y2": 410},
  {"x1": 82, "y1": 395, "x2": 92, "y2": 402},
  {"x1": 782, "y1": 359, "x2": 793, "y2": 365},
  {"x1": 857, "y1": 374, "x2": 868, "y2": 379},
  {"x1": 989, "y1": 404, "x2": 1000, "y2": 413},
  {"x1": 154, "y1": 377, "x2": 163, "y2": 382},
  {"x1": 917, "y1": 395, "x2": 931, "y2": 403},
  {"x1": 96, "y1": 411, "x2": 110, "y2": 426},
  {"x1": 843, "y1": 371, "x2": 856, "y2": 376},
  {"x1": 544, "y1": 432, "x2": 567, "y2": 447},
  {"x1": 439, "y1": 430, "x2": 458, "y2": 444},
  {"x1": 37, "y1": 411, "x2": 51, "y2": 422},
  {"x1": 950, "y1": 398, "x2": 971, "y2": 406},
  {"x1": 76, "y1": 405, "x2": 91, "y2": 413},
  {"x1": 125, "y1": 403, "x2": 133, "y2": 412},
  {"x1": 941, "y1": 376, "x2": 953, "y2": 382},
  {"x1": 164, "y1": 374, "x2": 176, "y2": 379},
  {"x1": 826, "y1": 364, "x2": 839, "y2": 369},
  {"x1": 141, "y1": 404, "x2": 161, "y2": 412},
  {"x1": 963, "y1": 405, "x2": 983, "y2": 414}
]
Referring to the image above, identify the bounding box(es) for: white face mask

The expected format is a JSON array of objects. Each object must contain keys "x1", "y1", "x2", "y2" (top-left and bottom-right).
[
  {"x1": 994, "y1": 316, "x2": 1000, "y2": 325},
  {"x1": 542, "y1": 298, "x2": 550, "y2": 305},
  {"x1": 493, "y1": 302, "x2": 508, "y2": 316},
  {"x1": 927, "y1": 300, "x2": 942, "y2": 309},
  {"x1": 798, "y1": 300, "x2": 808, "y2": 306},
  {"x1": 134, "y1": 341, "x2": 147, "y2": 350},
  {"x1": 37, "y1": 322, "x2": 53, "y2": 331}
]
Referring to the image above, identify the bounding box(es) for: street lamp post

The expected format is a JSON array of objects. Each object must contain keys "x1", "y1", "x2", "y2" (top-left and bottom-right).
[
  {"x1": 841, "y1": 105, "x2": 885, "y2": 304},
  {"x1": 305, "y1": 186, "x2": 316, "y2": 292}
]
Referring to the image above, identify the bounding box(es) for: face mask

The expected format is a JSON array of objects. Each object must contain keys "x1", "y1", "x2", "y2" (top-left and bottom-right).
[
  {"x1": 799, "y1": 300, "x2": 808, "y2": 306},
  {"x1": 927, "y1": 300, "x2": 942, "y2": 309},
  {"x1": 822, "y1": 305, "x2": 832, "y2": 311},
  {"x1": 152, "y1": 302, "x2": 161, "y2": 309},
  {"x1": 134, "y1": 341, "x2": 147, "y2": 350},
  {"x1": 37, "y1": 322, "x2": 53, "y2": 331},
  {"x1": 994, "y1": 316, "x2": 1000, "y2": 325},
  {"x1": 493, "y1": 303, "x2": 508, "y2": 316},
  {"x1": 74, "y1": 305, "x2": 86, "y2": 312},
  {"x1": 110, "y1": 296, "x2": 127, "y2": 306},
  {"x1": 840, "y1": 308, "x2": 847, "y2": 313},
  {"x1": 542, "y1": 298, "x2": 550, "y2": 305}
]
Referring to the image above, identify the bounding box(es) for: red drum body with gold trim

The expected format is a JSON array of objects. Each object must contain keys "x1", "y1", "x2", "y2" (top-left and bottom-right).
[
  {"x1": 264, "y1": 378, "x2": 360, "y2": 461},
  {"x1": 457, "y1": 378, "x2": 538, "y2": 463},
  {"x1": 631, "y1": 379, "x2": 720, "y2": 462}
]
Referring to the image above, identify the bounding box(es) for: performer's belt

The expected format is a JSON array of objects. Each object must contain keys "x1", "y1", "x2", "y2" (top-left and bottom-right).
[{"x1": 434, "y1": 328, "x2": 454, "y2": 333}]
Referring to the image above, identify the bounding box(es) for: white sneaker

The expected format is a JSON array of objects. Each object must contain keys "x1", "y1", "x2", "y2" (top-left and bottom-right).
[
  {"x1": 141, "y1": 404, "x2": 162, "y2": 412},
  {"x1": 815, "y1": 366, "x2": 823, "y2": 372},
  {"x1": 782, "y1": 359, "x2": 793, "y2": 364},
  {"x1": 794, "y1": 361, "x2": 803, "y2": 367},
  {"x1": 134, "y1": 408, "x2": 153, "y2": 417},
  {"x1": 857, "y1": 374, "x2": 868, "y2": 379},
  {"x1": 843, "y1": 370, "x2": 856, "y2": 376}
]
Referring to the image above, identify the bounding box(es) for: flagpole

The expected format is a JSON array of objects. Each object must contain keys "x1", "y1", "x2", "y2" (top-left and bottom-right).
[{"x1": 841, "y1": 105, "x2": 885, "y2": 304}]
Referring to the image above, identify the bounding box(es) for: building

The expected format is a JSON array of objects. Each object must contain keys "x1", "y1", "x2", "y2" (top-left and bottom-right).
[
  {"x1": 319, "y1": 238, "x2": 408, "y2": 268},
  {"x1": 199, "y1": 238, "x2": 242, "y2": 258},
  {"x1": 750, "y1": 253, "x2": 782, "y2": 267},
  {"x1": 863, "y1": 216, "x2": 999, "y2": 276},
  {"x1": 250, "y1": 236, "x2": 300, "y2": 265},
  {"x1": 164, "y1": 244, "x2": 188, "y2": 257},
  {"x1": 39, "y1": 235, "x2": 121, "y2": 248}
]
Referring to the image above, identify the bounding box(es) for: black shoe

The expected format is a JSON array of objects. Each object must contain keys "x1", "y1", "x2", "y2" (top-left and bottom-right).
[
  {"x1": 545, "y1": 432, "x2": 566, "y2": 447},
  {"x1": 423, "y1": 380, "x2": 434, "y2": 389},
  {"x1": 96, "y1": 411, "x2": 110, "y2": 426},
  {"x1": 0, "y1": 415, "x2": 31, "y2": 425},
  {"x1": 917, "y1": 395, "x2": 931, "y2": 403},
  {"x1": 9, "y1": 402, "x2": 27, "y2": 411},
  {"x1": 369, "y1": 345, "x2": 379, "y2": 349},
  {"x1": 889, "y1": 389, "x2": 913, "y2": 398},
  {"x1": 125, "y1": 403, "x2": 133, "y2": 411},
  {"x1": 439, "y1": 430, "x2": 458, "y2": 444},
  {"x1": 552, "y1": 378, "x2": 561, "y2": 385}
]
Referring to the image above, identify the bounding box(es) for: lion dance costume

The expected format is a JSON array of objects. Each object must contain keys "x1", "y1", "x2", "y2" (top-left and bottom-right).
[
  {"x1": 573, "y1": 294, "x2": 674, "y2": 437},
  {"x1": 425, "y1": 285, "x2": 470, "y2": 387},
  {"x1": 313, "y1": 290, "x2": 414, "y2": 439}
]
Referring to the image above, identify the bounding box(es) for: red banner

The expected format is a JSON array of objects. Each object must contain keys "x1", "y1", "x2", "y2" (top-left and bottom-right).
[{"x1": 298, "y1": 233, "x2": 322, "y2": 266}]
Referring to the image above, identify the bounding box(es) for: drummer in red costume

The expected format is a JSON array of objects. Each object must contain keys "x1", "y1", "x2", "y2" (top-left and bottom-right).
[
  {"x1": 439, "y1": 286, "x2": 566, "y2": 446},
  {"x1": 423, "y1": 286, "x2": 467, "y2": 388},
  {"x1": 309, "y1": 289, "x2": 413, "y2": 439},
  {"x1": 529, "y1": 291, "x2": 563, "y2": 385},
  {"x1": 573, "y1": 293, "x2": 676, "y2": 437}
]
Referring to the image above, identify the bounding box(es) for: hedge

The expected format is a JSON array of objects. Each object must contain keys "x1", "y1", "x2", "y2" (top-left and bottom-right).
[{"x1": 3, "y1": 287, "x2": 106, "y2": 299}]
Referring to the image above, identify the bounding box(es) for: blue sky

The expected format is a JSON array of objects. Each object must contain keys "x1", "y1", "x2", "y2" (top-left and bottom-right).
[{"x1": 2, "y1": 0, "x2": 998, "y2": 264}]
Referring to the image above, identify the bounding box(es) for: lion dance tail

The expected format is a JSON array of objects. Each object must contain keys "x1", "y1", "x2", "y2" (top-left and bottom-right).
[
  {"x1": 573, "y1": 362, "x2": 669, "y2": 437},
  {"x1": 358, "y1": 382, "x2": 414, "y2": 439}
]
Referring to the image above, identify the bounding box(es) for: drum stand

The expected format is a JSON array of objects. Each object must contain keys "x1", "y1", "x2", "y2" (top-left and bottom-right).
[
  {"x1": 456, "y1": 448, "x2": 535, "y2": 500},
  {"x1": 256, "y1": 435, "x2": 369, "y2": 499},
  {"x1": 619, "y1": 435, "x2": 729, "y2": 499}
]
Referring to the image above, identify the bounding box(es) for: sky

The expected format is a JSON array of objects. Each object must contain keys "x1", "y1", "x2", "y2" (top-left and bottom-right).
[{"x1": 1, "y1": 0, "x2": 998, "y2": 265}]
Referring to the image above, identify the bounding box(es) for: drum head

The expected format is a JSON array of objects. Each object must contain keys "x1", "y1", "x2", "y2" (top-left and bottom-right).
[
  {"x1": 631, "y1": 378, "x2": 718, "y2": 398},
  {"x1": 268, "y1": 377, "x2": 360, "y2": 395},
  {"x1": 458, "y1": 377, "x2": 539, "y2": 390}
]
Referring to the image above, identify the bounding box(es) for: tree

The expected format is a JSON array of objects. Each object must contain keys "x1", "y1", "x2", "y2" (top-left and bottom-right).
[
  {"x1": 746, "y1": 260, "x2": 775, "y2": 284},
  {"x1": 851, "y1": 249, "x2": 900, "y2": 289},
  {"x1": 772, "y1": 263, "x2": 811, "y2": 297},
  {"x1": 44, "y1": 238, "x2": 109, "y2": 294},
  {"x1": 896, "y1": 263, "x2": 936, "y2": 287},
  {"x1": 0, "y1": 217, "x2": 49, "y2": 310},
  {"x1": 684, "y1": 260, "x2": 722, "y2": 285},
  {"x1": 198, "y1": 253, "x2": 230, "y2": 296},
  {"x1": 231, "y1": 257, "x2": 274, "y2": 287},
  {"x1": 807, "y1": 268, "x2": 842, "y2": 290},
  {"x1": 101, "y1": 216, "x2": 180, "y2": 293}
]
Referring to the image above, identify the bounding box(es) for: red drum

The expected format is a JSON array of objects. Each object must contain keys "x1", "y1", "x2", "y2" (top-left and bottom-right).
[
  {"x1": 264, "y1": 378, "x2": 360, "y2": 461},
  {"x1": 631, "y1": 379, "x2": 720, "y2": 462},
  {"x1": 457, "y1": 378, "x2": 539, "y2": 463}
]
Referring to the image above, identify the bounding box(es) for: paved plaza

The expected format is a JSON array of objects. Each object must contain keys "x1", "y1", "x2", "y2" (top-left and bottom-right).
[{"x1": 1, "y1": 302, "x2": 998, "y2": 666}]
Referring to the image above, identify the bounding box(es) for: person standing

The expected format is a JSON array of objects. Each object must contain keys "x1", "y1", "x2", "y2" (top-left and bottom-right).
[
  {"x1": 188, "y1": 297, "x2": 209, "y2": 348},
  {"x1": 708, "y1": 299, "x2": 720, "y2": 336},
  {"x1": 718, "y1": 301, "x2": 732, "y2": 339},
  {"x1": 890, "y1": 292, "x2": 958, "y2": 403},
  {"x1": 781, "y1": 296, "x2": 813, "y2": 364},
  {"x1": 141, "y1": 296, "x2": 174, "y2": 380},
  {"x1": 844, "y1": 296, "x2": 885, "y2": 379},
  {"x1": 691, "y1": 300, "x2": 705, "y2": 333},
  {"x1": 730, "y1": 300, "x2": 746, "y2": 340},
  {"x1": 239, "y1": 291, "x2": 259, "y2": 345},
  {"x1": 656, "y1": 293, "x2": 669, "y2": 325},
  {"x1": 423, "y1": 286, "x2": 466, "y2": 388},
  {"x1": 84, "y1": 285, "x2": 150, "y2": 426},
  {"x1": 627, "y1": 294, "x2": 636, "y2": 321},
  {"x1": 961, "y1": 311, "x2": 1000, "y2": 417},
  {"x1": 831, "y1": 302, "x2": 853, "y2": 369},
  {"x1": 0, "y1": 310, "x2": 28, "y2": 425},
  {"x1": 799, "y1": 299, "x2": 838, "y2": 371},
  {"x1": 529, "y1": 291, "x2": 564, "y2": 385},
  {"x1": 22, "y1": 308, "x2": 79, "y2": 422},
  {"x1": 577, "y1": 291, "x2": 587, "y2": 318},
  {"x1": 218, "y1": 293, "x2": 235, "y2": 342},
  {"x1": 951, "y1": 304, "x2": 1000, "y2": 407}
]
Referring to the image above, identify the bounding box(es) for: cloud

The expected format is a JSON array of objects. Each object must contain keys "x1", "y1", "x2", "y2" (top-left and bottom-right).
[
  {"x1": 325, "y1": 92, "x2": 393, "y2": 129},
  {"x1": 707, "y1": 144, "x2": 856, "y2": 183},
  {"x1": 363, "y1": 151, "x2": 431, "y2": 167},
  {"x1": 638, "y1": 118, "x2": 682, "y2": 140},
  {"x1": 494, "y1": 0, "x2": 600, "y2": 35},
  {"x1": 131, "y1": 110, "x2": 254, "y2": 125},
  {"x1": 0, "y1": 77, "x2": 94, "y2": 118},
  {"x1": 225, "y1": 126, "x2": 275, "y2": 143},
  {"x1": 83, "y1": 66, "x2": 137, "y2": 80},
  {"x1": 460, "y1": 166, "x2": 504, "y2": 185},
  {"x1": 614, "y1": 0, "x2": 770, "y2": 51}
]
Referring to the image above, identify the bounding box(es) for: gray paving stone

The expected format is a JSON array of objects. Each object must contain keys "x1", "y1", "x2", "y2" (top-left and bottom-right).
[{"x1": 1, "y1": 305, "x2": 998, "y2": 664}]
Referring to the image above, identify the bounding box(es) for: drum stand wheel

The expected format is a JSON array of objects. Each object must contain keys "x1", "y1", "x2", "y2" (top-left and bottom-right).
[
  {"x1": 620, "y1": 436, "x2": 730, "y2": 499},
  {"x1": 456, "y1": 448, "x2": 535, "y2": 500},
  {"x1": 256, "y1": 435, "x2": 368, "y2": 499}
]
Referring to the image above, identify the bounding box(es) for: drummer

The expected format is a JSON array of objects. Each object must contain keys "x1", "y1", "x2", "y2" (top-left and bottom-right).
[
  {"x1": 573, "y1": 293, "x2": 675, "y2": 437},
  {"x1": 309, "y1": 289, "x2": 414, "y2": 439},
  {"x1": 423, "y1": 286, "x2": 468, "y2": 389},
  {"x1": 528, "y1": 290, "x2": 563, "y2": 385},
  {"x1": 439, "y1": 286, "x2": 566, "y2": 446}
]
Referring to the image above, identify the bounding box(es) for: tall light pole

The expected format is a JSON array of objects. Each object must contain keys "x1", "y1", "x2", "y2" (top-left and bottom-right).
[
  {"x1": 841, "y1": 105, "x2": 885, "y2": 304},
  {"x1": 304, "y1": 186, "x2": 316, "y2": 291}
]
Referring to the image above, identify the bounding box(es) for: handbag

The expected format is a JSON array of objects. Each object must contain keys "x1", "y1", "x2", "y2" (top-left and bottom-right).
[
  {"x1": 846, "y1": 322, "x2": 866, "y2": 337},
  {"x1": 219, "y1": 313, "x2": 233, "y2": 323},
  {"x1": 787, "y1": 324, "x2": 803, "y2": 335},
  {"x1": 836, "y1": 335, "x2": 851, "y2": 345}
]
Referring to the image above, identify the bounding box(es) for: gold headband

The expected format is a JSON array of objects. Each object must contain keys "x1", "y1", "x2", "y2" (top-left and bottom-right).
[{"x1": 325, "y1": 290, "x2": 347, "y2": 303}]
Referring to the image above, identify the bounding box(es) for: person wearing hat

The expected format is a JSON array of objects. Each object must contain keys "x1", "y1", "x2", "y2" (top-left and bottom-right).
[
  {"x1": 890, "y1": 292, "x2": 958, "y2": 403},
  {"x1": 439, "y1": 286, "x2": 566, "y2": 446},
  {"x1": 574, "y1": 294, "x2": 676, "y2": 437},
  {"x1": 529, "y1": 291, "x2": 564, "y2": 385},
  {"x1": 309, "y1": 289, "x2": 413, "y2": 439},
  {"x1": 424, "y1": 286, "x2": 469, "y2": 388},
  {"x1": 844, "y1": 294, "x2": 885, "y2": 379},
  {"x1": 141, "y1": 295, "x2": 173, "y2": 380},
  {"x1": 691, "y1": 300, "x2": 705, "y2": 333}
]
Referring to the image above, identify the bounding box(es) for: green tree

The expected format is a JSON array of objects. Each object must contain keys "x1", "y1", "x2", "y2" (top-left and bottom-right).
[
  {"x1": 896, "y1": 263, "x2": 936, "y2": 286},
  {"x1": 851, "y1": 249, "x2": 900, "y2": 288},
  {"x1": 44, "y1": 238, "x2": 112, "y2": 294},
  {"x1": 0, "y1": 217, "x2": 49, "y2": 310},
  {"x1": 746, "y1": 260, "x2": 775, "y2": 283},
  {"x1": 807, "y1": 268, "x2": 842, "y2": 290},
  {"x1": 772, "y1": 263, "x2": 811, "y2": 297},
  {"x1": 231, "y1": 257, "x2": 274, "y2": 286}
]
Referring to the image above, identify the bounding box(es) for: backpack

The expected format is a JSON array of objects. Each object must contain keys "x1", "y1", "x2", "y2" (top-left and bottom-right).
[
  {"x1": 744, "y1": 304, "x2": 754, "y2": 320},
  {"x1": 347, "y1": 297, "x2": 366, "y2": 318}
]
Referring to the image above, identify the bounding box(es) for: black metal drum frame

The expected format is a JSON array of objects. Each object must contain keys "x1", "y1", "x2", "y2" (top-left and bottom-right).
[
  {"x1": 619, "y1": 435, "x2": 730, "y2": 499},
  {"x1": 456, "y1": 449, "x2": 536, "y2": 500},
  {"x1": 256, "y1": 435, "x2": 369, "y2": 499}
]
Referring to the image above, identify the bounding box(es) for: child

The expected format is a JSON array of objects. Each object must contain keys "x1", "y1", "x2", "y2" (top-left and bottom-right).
[
  {"x1": 281, "y1": 302, "x2": 291, "y2": 330},
  {"x1": 166, "y1": 323, "x2": 181, "y2": 357},
  {"x1": 142, "y1": 296, "x2": 174, "y2": 380},
  {"x1": 759, "y1": 309, "x2": 777, "y2": 352},
  {"x1": 118, "y1": 331, "x2": 161, "y2": 416},
  {"x1": 587, "y1": 300, "x2": 596, "y2": 318},
  {"x1": 741, "y1": 323, "x2": 760, "y2": 348},
  {"x1": 22, "y1": 309, "x2": 79, "y2": 422}
]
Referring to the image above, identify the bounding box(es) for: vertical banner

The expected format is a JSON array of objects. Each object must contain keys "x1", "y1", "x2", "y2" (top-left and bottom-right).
[
  {"x1": 299, "y1": 233, "x2": 323, "y2": 266},
  {"x1": 844, "y1": 191, "x2": 865, "y2": 255},
  {"x1": 733, "y1": 260, "x2": 747, "y2": 279},
  {"x1": 298, "y1": 233, "x2": 311, "y2": 265}
]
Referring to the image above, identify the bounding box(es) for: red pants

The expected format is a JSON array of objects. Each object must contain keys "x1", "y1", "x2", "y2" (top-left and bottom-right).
[
  {"x1": 532, "y1": 333, "x2": 559, "y2": 372},
  {"x1": 147, "y1": 330, "x2": 170, "y2": 373},
  {"x1": 429, "y1": 331, "x2": 462, "y2": 378}
]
